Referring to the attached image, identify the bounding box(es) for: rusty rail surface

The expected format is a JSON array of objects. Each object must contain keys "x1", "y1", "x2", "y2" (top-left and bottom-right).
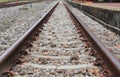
[
  {"x1": 64, "y1": 2, "x2": 120, "y2": 77},
  {"x1": 0, "y1": 1, "x2": 58, "y2": 76},
  {"x1": 0, "y1": 1, "x2": 120, "y2": 77},
  {"x1": 79, "y1": 9, "x2": 120, "y2": 35},
  {"x1": 66, "y1": 1, "x2": 120, "y2": 35}
]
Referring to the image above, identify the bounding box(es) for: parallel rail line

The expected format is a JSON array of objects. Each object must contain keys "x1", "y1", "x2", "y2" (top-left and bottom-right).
[
  {"x1": 65, "y1": 3, "x2": 120, "y2": 77},
  {"x1": 0, "y1": 1, "x2": 120, "y2": 77},
  {"x1": 0, "y1": 1, "x2": 36, "y2": 8}
]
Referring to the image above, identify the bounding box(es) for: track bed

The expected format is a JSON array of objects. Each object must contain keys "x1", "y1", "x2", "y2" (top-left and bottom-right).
[{"x1": 0, "y1": 1, "x2": 120, "y2": 77}]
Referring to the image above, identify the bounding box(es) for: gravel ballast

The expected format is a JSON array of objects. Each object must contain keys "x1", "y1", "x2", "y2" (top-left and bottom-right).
[
  {"x1": 9, "y1": 2, "x2": 105, "y2": 77},
  {"x1": 0, "y1": 1, "x2": 56, "y2": 55},
  {"x1": 69, "y1": 4, "x2": 120, "y2": 59}
]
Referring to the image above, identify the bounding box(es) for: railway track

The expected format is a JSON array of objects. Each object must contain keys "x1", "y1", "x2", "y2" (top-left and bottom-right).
[
  {"x1": 0, "y1": 1, "x2": 35, "y2": 8},
  {"x1": 65, "y1": 2, "x2": 120, "y2": 62},
  {"x1": 0, "y1": 1, "x2": 120, "y2": 77}
]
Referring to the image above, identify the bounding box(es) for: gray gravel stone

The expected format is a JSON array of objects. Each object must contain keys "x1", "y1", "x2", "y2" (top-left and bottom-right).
[
  {"x1": 70, "y1": 5, "x2": 120, "y2": 59},
  {"x1": 0, "y1": 1, "x2": 56, "y2": 55},
  {"x1": 10, "y1": 2, "x2": 103, "y2": 77}
]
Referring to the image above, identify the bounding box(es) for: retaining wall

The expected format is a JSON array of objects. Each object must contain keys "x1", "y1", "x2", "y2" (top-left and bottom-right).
[{"x1": 67, "y1": 1, "x2": 120, "y2": 28}]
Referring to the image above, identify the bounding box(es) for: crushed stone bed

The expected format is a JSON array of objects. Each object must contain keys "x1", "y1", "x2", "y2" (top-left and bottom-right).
[
  {"x1": 69, "y1": 4, "x2": 120, "y2": 59},
  {"x1": 0, "y1": 1, "x2": 56, "y2": 55},
  {"x1": 10, "y1": 2, "x2": 104, "y2": 77}
]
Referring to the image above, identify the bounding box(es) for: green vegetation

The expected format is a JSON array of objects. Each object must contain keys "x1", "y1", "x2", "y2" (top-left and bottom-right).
[{"x1": 0, "y1": 0, "x2": 13, "y2": 2}]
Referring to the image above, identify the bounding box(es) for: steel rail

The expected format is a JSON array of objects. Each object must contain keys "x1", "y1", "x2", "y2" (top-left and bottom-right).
[
  {"x1": 79, "y1": 9, "x2": 120, "y2": 35},
  {"x1": 64, "y1": 2, "x2": 120, "y2": 77},
  {"x1": 0, "y1": 1, "x2": 58, "y2": 76},
  {"x1": 0, "y1": 1, "x2": 120, "y2": 76},
  {"x1": 0, "y1": 1, "x2": 36, "y2": 8},
  {"x1": 66, "y1": 1, "x2": 120, "y2": 35}
]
